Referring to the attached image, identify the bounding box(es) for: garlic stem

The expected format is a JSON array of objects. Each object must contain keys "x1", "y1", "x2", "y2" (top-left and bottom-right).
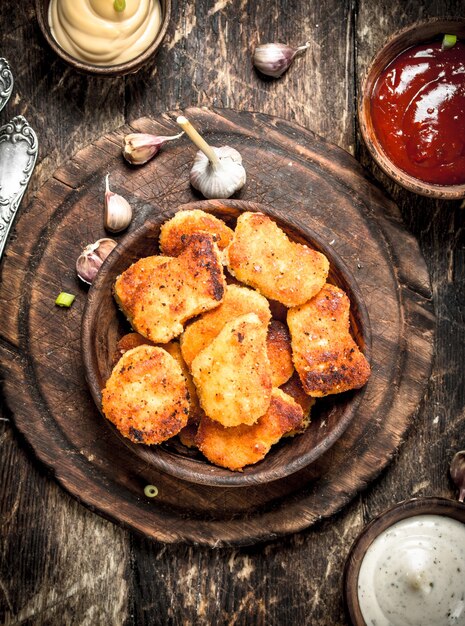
[
  {"x1": 296, "y1": 42, "x2": 311, "y2": 53},
  {"x1": 164, "y1": 131, "x2": 185, "y2": 142},
  {"x1": 176, "y1": 116, "x2": 220, "y2": 169}
]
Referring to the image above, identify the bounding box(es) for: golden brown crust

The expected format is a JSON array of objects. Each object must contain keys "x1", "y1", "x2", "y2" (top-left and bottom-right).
[
  {"x1": 287, "y1": 284, "x2": 371, "y2": 397},
  {"x1": 280, "y1": 371, "x2": 315, "y2": 434},
  {"x1": 226, "y1": 212, "x2": 329, "y2": 307},
  {"x1": 112, "y1": 332, "x2": 153, "y2": 366},
  {"x1": 159, "y1": 209, "x2": 234, "y2": 257},
  {"x1": 162, "y1": 341, "x2": 203, "y2": 424},
  {"x1": 195, "y1": 388, "x2": 304, "y2": 471},
  {"x1": 191, "y1": 313, "x2": 272, "y2": 427},
  {"x1": 180, "y1": 284, "x2": 271, "y2": 368},
  {"x1": 114, "y1": 233, "x2": 226, "y2": 343},
  {"x1": 101, "y1": 345, "x2": 189, "y2": 444},
  {"x1": 267, "y1": 320, "x2": 294, "y2": 387}
]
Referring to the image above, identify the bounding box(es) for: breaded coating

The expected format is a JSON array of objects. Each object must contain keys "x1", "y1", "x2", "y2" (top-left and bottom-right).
[
  {"x1": 226, "y1": 212, "x2": 329, "y2": 307},
  {"x1": 159, "y1": 209, "x2": 234, "y2": 257},
  {"x1": 180, "y1": 284, "x2": 271, "y2": 368},
  {"x1": 267, "y1": 320, "x2": 294, "y2": 387},
  {"x1": 195, "y1": 388, "x2": 304, "y2": 471},
  {"x1": 163, "y1": 341, "x2": 203, "y2": 424},
  {"x1": 114, "y1": 233, "x2": 226, "y2": 343},
  {"x1": 280, "y1": 372, "x2": 315, "y2": 434},
  {"x1": 112, "y1": 332, "x2": 153, "y2": 366},
  {"x1": 102, "y1": 345, "x2": 189, "y2": 444},
  {"x1": 191, "y1": 313, "x2": 272, "y2": 427},
  {"x1": 287, "y1": 283, "x2": 371, "y2": 397}
]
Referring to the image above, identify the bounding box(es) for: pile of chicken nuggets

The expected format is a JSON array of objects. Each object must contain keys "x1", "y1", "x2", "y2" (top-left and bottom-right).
[{"x1": 102, "y1": 209, "x2": 371, "y2": 471}]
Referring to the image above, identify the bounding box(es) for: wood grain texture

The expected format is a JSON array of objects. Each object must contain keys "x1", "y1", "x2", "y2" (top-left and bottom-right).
[
  {"x1": 0, "y1": 0, "x2": 464, "y2": 624},
  {"x1": 356, "y1": 0, "x2": 465, "y2": 516},
  {"x1": 0, "y1": 109, "x2": 433, "y2": 546}
]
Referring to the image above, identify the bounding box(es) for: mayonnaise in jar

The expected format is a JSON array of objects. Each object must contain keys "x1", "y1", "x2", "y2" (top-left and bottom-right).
[{"x1": 48, "y1": 0, "x2": 162, "y2": 66}]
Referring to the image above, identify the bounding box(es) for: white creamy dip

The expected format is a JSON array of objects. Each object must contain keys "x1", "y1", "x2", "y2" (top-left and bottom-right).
[
  {"x1": 48, "y1": 0, "x2": 162, "y2": 66},
  {"x1": 358, "y1": 515, "x2": 465, "y2": 626}
]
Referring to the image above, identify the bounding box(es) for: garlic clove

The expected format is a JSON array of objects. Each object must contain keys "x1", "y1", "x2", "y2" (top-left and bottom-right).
[
  {"x1": 122, "y1": 131, "x2": 184, "y2": 165},
  {"x1": 176, "y1": 116, "x2": 246, "y2": 199},
  {"x1": 189, "y1": 147, "x2": 246, "y2": 199},
  {"x1": 76, "y1": 238, "x2": 117, "y2": 284},
  {"x1": 450, "y1": 450, "x2": 465, "y2": 502},
  {"x1": 253, "y1": 42, "x2": 310, "y2": 78},
  {"x1": 93, "y1": 237, "x2": 119, "y2": 261},
  {"x1": 104, "y1": 174, "x2": 132, "y2": 233}
]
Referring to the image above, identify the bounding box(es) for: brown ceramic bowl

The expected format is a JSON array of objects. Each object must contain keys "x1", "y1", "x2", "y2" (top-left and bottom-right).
[
  {"x1": 359, "y1": 18, "x2": 465, "y2": 199},
  {"x1": 81, "y1": 199, "x2": 372, "y2": 487},
  {"x1": 344, "y1": 497, "x2": 465, "y2": 625},
  {"x1": 35, "y1": 0, "x2": 171, "y2": 76}
]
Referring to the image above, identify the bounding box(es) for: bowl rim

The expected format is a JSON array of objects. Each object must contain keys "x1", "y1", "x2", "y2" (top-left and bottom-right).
[
  {"x1": 343, "y1": 496, "x2": 465, "y2": 626},
  {"x1": 35, "y1": 0, "x2": 172, "y2": 76},
  {"x1": 81, "y1": 198, "x2": 372, "y2": 487},
  {"x1": 358, "y1": 17, "x2": 465, "y2": 200}
]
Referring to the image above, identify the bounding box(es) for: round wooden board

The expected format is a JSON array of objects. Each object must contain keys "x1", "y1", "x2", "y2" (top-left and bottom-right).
[{"x1": 0, "y1": 108, "x2": 434, "y2": 547}]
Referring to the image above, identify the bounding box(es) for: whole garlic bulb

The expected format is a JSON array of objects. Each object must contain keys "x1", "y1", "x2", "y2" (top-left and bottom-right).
[
  {"x1": 177, "y1": 116, "x2": 246, "y2": 199},
  {"x1": 189, "y1": 146, "x2": 246, "y2": 199}
]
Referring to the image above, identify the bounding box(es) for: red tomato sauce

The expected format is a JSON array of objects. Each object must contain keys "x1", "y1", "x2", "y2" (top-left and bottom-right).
[{"x1": 371, "y1": 41, "x2": 465, "y2": 186}]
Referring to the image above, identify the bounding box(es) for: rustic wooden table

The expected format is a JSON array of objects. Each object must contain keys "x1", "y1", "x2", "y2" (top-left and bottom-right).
[{"x1": 1, "y1": 1, "x2": 464, "y2": 624}]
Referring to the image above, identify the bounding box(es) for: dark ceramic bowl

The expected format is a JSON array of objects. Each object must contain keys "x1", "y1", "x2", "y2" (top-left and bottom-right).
[
  {"x1": 344, "y1": 497, "x2": 465, "y2": 625},
  {"x1": 81, "y1": 199, "x2": 372, "y2": 487},
  {"x1": 35, "y1": 0, "x2": 171, "y2": 76},
  {"x1": 359, "y1": 18, "x2": 465, "y2": 199}
]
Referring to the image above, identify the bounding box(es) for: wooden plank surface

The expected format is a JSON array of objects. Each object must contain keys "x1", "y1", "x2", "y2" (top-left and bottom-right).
[
  {"x1": 0, "y1": 0, "x2": 464, "y2": 624},
  {"x1": 1, "y1": 117, "x2": 433, "y2": 543}
]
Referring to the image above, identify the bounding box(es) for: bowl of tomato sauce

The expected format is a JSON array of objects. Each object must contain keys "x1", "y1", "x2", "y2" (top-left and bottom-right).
[{"x1": 359, "y1": 18, "x2": 465, "y2": 199}]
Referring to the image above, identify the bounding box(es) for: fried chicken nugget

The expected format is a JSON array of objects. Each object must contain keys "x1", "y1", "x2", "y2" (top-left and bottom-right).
[
  {"x1": 287, "y1": 284, "x2": 371, "y2": 397},
  {"x1": 191, "y1": 312, "x2": 272, "y2": 427},
  {"x1": 195, "y1": 388, "x2": 304, "y2": 471},
  {"x1": 112, "y1": 332, "x2": 153, "y2": 366},
  {"x1": 102, "y1": 345, "x2": 189, "y2": 444},
  {"x1": 114, "y1": 233, "x2": 226, "y2": 343},
  {"x1": 159, "y1": 209, "x2": 234, "y2": 257},
  {"x1": 280, "y1": 372, "x2": 315, "y2": 434},
  {"x1": 163, "y1": 341, "x2": 203, "y2": 425},
  {"x1": 180, "y1": 284, "x2": 271, "y2": 368},
  {"x1": 226, "y1": 212, "x2": 329, "y2": 307},
  {"x1": 267, "y1": 320, "x2": 294, "y2": 387}
]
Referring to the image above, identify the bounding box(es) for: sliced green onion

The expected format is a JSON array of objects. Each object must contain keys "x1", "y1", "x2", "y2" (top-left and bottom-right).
[
  {"x1": 113, "y1": 0, "x2": 126, "y2": 12},
  {"x1": 442, "y1": 34, "x2": 457, "y2": 50},
  {"x1": 55, "y1": 292, "x2": 75, "y2": 307},
  {"x1": 144, "y1": 484, "x2": 158, "y2": 498}
]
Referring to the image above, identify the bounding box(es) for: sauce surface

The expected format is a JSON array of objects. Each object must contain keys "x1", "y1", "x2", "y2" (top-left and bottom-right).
[
  {"x1": 358, "y1": 514, "x2": 465, "y2": 626},
  {"x1": 48, "y1": 0, "x2": 162, "y2": 66},
  {"x1": 371, "y1": 41, "x2": 465, "y2": 186}
]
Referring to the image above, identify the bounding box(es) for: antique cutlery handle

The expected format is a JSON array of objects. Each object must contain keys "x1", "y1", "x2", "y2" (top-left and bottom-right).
[
  {"x1": 0, "y1": 116, "x2": 38, "y2": 260},
  {"x1": 0, "y1": 59, "x2": 13, "y2": 113}
]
